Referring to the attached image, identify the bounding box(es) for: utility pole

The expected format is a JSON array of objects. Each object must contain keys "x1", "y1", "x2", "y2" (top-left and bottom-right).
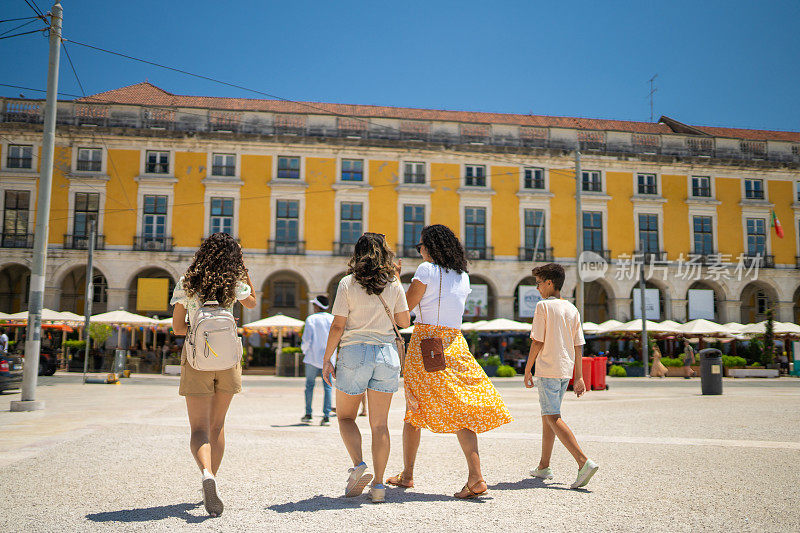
[
  {"x1": 575, "y1": 147, "x2": 584, "y2": 318},
  {"x1": 648, "y1": 74, "x2": 658, "y2": 122},
  {"x1": 82, "y1": 220, "x2": 95, "y2": 383},
  {"x1": 639, "y1": 261, "x2": 649, "y2": 376},
  {"x1": 11, "y1": 3, "x2": 62, "y2": 412}
]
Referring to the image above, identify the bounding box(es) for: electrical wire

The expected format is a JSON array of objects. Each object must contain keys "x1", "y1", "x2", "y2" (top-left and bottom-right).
[
  {"x1": 0, "y1": 28, "x2": 45, "y2": 40},
  {"x1": 0, "y1": 17, "x2": 39, "y2": 36},
  {"x1": 0, "y1": 16, "x2": 40, "y2": 23},
  {"x1": 23, "y1": 0, "x2": 46, "y2": 20}
]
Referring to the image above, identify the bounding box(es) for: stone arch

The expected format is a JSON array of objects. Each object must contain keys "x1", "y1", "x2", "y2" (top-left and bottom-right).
[
  {"x1": 59, "y1": 265, "x2": 108, "y2": 315},
  {"x1": 466, "y1": 273, "x2": 495, "y2": 320},
  {"x1": 739, "y1": 280, "x2": 780, "y2": 323},
  {"x1": 686, "y1": 280, "x2": 725, "y2": 322},
  {"x1": 261, "y1": 270, "x2": 310, "y2": 320},
  {"x1": 327, "y1": 272, "x2": 348, "y2": 309},
  {"x1": 584, "y1": 280, "x2": 611, "y2": 323},
  {"x1": 127, "y1": 267, "x2": 176, "y2": 318},
  {"x1": 513, "y1": 275, "x2": 538, "y2": 321},
  {"x1": 0, "y1": 263, "x2": 31, "y2": 313},
  {"x1": 629, "y1": 279, "x2": 669, "y2": 320}
]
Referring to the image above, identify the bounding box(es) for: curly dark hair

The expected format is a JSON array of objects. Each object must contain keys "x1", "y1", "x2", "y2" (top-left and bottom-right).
[
  {"x1": 347, "y1": 233, "x2": 397, "y2": 295},
  {"x1": 183, "y1": 232, "x2": 247, "y2": 307},
  {"x1": 420, "y1": 224, "x2": 468, "y2": 274}
]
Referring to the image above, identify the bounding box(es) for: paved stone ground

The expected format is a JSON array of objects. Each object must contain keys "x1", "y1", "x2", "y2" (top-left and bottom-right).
[{"x1": 1, "y1": 374, "x2": 798, "y2": 532}]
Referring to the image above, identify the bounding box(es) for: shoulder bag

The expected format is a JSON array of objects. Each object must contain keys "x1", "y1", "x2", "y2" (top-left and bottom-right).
[
  {"x1": 417, "y1": 266, "x2": 446, "y2": 372},
  {"x1": 377, "y1": 290, "x2": 406, "y2": 367}
]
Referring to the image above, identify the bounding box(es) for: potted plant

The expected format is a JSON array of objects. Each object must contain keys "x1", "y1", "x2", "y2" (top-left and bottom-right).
[
  {"x1": 609, "y1": 364, "x2": 627, "y2": 377},
  {"x1": 623, "y1": 360, "x2": 645, "y2": 377},
  {"x1": 721, "y1": 355, "x2": 747, "y2": 377}
]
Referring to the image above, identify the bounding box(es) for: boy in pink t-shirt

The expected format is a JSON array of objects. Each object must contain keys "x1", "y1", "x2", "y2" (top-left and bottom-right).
[{"x1": 524, "y1": 263, "x2": 598, "y2": 489}]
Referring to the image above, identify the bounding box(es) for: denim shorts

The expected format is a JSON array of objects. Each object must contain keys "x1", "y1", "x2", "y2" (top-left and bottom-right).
[
  {"x1": 335, "y1": 342, "x2": 400, "y2": 395},
  {"x1": 537, "y1": 377, "x2": 570, "y2": 416}
]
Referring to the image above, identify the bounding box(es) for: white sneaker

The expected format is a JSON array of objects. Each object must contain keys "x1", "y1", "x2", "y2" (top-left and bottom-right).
[
  {"x1": 530, "y1": 467, "x2": 554, "y2": 479},
  {"x1": 570, "y1": 459, "x2": 599, "y2": 489},
  {"x1": 368, "y1": 484, "x2": 386, "y2": 503},
  {"x1": 345, "y1": 462, "x2": 372, "y2": 497}
]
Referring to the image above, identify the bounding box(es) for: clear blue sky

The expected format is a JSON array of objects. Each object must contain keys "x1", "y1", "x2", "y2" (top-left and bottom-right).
[{"x1": 2, "y1": 0, "x2": 799, "y2": 131}]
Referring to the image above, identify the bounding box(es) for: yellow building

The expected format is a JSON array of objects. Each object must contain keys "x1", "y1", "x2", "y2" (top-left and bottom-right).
[{"x1": 1, "y1": 83, "x2": 799, "y2": 326}]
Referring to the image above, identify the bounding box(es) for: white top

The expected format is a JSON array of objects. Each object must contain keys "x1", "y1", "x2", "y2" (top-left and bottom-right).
[
  {"x1": 530, "y1": 297, "x2": 586, "y2": 379},
  {"x1": 170, "y1": 276, "x2": 251, "y2": 327},
  {"x1": 0, "y1": 333, "x2": 8, "y2": 353},
  {"x1": 412, "y1": 262, "x2": 471, "y2": 329},
  {"x1": 301, "y1": 312, "x2": 335, "y2": 369},
  {"x1": 331, "y1": 274, "x2": 408, "y2": 347}
]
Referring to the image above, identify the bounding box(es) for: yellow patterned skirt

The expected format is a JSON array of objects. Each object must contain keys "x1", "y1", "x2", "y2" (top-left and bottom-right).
[{"x1": 404, "y1": 323, "x2": 513, "y2": 433}]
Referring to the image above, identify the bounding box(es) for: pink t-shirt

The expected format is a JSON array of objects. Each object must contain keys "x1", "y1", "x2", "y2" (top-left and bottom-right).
[{"x1": 530, "y1": 297, "x2": 586, "y2": 379}]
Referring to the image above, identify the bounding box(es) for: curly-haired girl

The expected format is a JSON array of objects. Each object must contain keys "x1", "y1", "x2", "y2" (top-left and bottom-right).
[
  {"x1": 170, "y1": 232, "x2": 256, "y2": 516},
  {"x1": 322, "y1": 232, "x2": 410, "y2": 503}
]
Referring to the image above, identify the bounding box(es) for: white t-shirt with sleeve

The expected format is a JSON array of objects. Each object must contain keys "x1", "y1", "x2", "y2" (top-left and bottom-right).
[
  {"x1": 530, "y1": 297, "x2": 586, "y2": 379},
  {"x1": 412, "y1": 262, "x2": 471, "y2": 329},
  {"x1": 331, "y1": 274, "x2": 408, "y2": 347},
  {"x1": 170, "y1": 275, "x2": 251, "y2": 328}
]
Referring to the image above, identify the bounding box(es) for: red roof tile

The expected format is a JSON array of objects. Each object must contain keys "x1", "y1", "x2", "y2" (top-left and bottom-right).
[{"x1": 76, "y1": 82, "x2": 800, "y2": 142}]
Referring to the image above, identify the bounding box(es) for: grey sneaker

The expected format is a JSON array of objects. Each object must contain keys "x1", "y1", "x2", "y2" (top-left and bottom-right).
[
  {"x1": 530, "y1": 467, "x2": 554, "y2": 480},
  {"x1": 345, "y1": 462, "x2": 372, "y2": 497},
  {"x1": 368, "y1": 484, "x2": 386, "y2": 503},
  {"x1": 202, "y1": 476, "x2": 224, "y2": 516},
  {"x1": 570, "y1": 459, "x2": 598, "y2": 489}
]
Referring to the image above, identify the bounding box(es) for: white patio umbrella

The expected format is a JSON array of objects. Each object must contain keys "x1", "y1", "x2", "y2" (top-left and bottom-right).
[
  {"x1": 0, "y1": 311, "x2": 11, "y2": 321},
  {"x1": 582, "y1": 322, "x2": 599, "y2": 335},
  {"x1": 616, "y1": 319, "x2": 682, "y2": 334},
  {"x1": 460, "y1": 320, "x2": 487, "y2": 331},
  {"x1": 773, "y1": 322, "x2": 800, "y2": 335},
  {"x1": 243, "y1": 314, "x2": 305, "y2": 374},
  {"x1": 473, "y1": 318, "x2": 531, "y2": 332},
  {"x1": 594, "y1": 319, "x2": 625, "y2": 335},
  {"x1": 722, "y1": 322, "x2": 745, "y2": 335},
  {"x1": 739, "y1": 321, "x2": 767, "y2": 335},
  {"x1": 659, "y1": 320, "x2": 684, "y2": 332},
  {"x1": 90, "y1": 309, "x2": 159, "y2": 348},
  {"x1": 7, "y1": 308, "x2": 84, "y2": 323},
  {"x1": 679, "y1": 319, "x2": 731, "y2": 337}
]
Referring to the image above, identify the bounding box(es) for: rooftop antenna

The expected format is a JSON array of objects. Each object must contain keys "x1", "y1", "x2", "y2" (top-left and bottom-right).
[{"x1": 648, "y1": 74, "x2": 658, "y2": 122}]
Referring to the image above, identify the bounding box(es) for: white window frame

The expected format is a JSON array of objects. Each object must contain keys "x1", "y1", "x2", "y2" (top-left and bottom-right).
[
  {"x1": 632, "y1": 208, "x2": 664, "y2": 254},
  {"x1": 135, "y1": 182, "x2": 175, "y2": 240},
  {"x1": 209, "y1": 152, "x2": 238, "y2": 178},
  {"x1": 463, "y1": 164, "x2": 487, "y2": 188},
  {"x1": 581, "y1": 169, "x2": 603, "y2": 193},
  {"x1": 2, "y1": 142, "x2": 38, "y2": 172},
  {"x1": 141, "y1": 149, "x2": 174, "y2": 177},
  {"x1": 72, "y1": 146, "x2": 105, "y2": 174},
  {"x1": 333, "y1": 189, "x2": 369, "y2": 244},
  {"x1": 518, "y1": 196, "x2": 551, "y2": 255},
  {"x1": 689, "y1": 175, "x2": 714, "y2": 199},
  {"x1": 581, "y1": 209, "x2": 608, "y2": 255},
  {"x1": 743, "y1": 178, "x2": 766, "y2": 200},
  {"x1": 0, "y1": 183, "x2": 37, "y2": 237},
  {"x1": 742, "y1": 215, "x2": 770, "y2": 257},
  {"x1": 274, "y1": 155, "x2": 303, "y2": 180},
  {"x1": 521, "y1": 166, "x2": 547, "y2": 191},
  {"x1": 67, "y1": 184, "x2": 107, "y2": 240},
  {"x1": 689, "y1": 213, "x2": 717, "y2": 256},
  {"x1": 636, "y1": 173, "x2": 659, "y2": 195},
  {"x1": 269, "y1": 194, "x2": 306, "y2": 246},
  {"x1": 402, "y1": 161, "x2": 427, "y2": 185},
  {"x1": 460, "y1": 200, "x2": 492, "y2": 251},
  {"x1": 338, "y1": 157, "x2": 366, "y2": 183}
]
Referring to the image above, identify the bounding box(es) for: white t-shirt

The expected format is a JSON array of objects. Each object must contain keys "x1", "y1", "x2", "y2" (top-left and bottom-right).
[
  {"x1": 530, "y1": 297, "x2": 586, "y2": 379},
  {"x1": 331, "y1": 274, "x2": 408, "y2": 347},
  {"x1": 170, "y1": 276, "x2": 251, "y2": 327},
  {"x1": 412, "y1": 262, "x2": 471, "y2": 329},
  {"x1": 0, "y1": 333, "x2": 8, "y2": 353},
  {"x1": 301, "y1": 312, "x2": 335, "y2": 369}
]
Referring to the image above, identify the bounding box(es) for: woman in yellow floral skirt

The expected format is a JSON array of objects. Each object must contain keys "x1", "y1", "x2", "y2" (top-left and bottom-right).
[{"x1": 387, "y1": 225, "x2": 512, "y2": 498}]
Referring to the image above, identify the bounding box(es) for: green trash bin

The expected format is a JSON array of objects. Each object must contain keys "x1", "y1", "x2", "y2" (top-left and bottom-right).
[{"x1": 698, "y1": 348, "x2": 723, "y2": 395}]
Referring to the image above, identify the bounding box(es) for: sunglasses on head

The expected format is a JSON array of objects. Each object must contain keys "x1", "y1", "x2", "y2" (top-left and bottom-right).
[{"x1": 364, "y1": 232, "x2": 386, "y2": 241}]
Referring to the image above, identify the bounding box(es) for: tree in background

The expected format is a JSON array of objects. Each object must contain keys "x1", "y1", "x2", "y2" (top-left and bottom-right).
[
  {"x1": 88, "y1": 323, "x2": 113, "y2": 350},
  {"x1": 762, "y1": 308, "x2": 775, "y2": 366}
]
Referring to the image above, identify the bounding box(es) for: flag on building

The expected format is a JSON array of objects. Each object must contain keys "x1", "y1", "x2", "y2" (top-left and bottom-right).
[{"x1": 771, "y1": 210, "x2": 784, "y2": 238}]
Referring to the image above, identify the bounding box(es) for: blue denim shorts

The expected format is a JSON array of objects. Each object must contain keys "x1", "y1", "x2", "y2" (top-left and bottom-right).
[
  {"x1": 335, "y1": 342, "x2": 400, "y2": 395},
  {"x1": 537, "y1": 377, "x2": 570, "y2": 416}
]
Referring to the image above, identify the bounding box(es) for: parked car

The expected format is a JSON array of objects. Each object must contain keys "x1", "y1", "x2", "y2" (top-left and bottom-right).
[
  {"x1": 11, "y1": 347, "x2": 59, "y2": 376},
  {"x1": 0, "y1": 352, "x2": 24, "y2": 392}
]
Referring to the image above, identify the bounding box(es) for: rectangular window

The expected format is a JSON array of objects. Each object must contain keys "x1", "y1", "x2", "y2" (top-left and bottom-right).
[
  {"x1": 212, "y1": 153, "x2": 236, "y2": 177},
  {"x1": 403, "y1": 205, "x2": 425, "y2": 255},
  {"x1": 692, "y1": 176, "x2": 711, "y2": 197},
  {"x1": 273, "y1": 281, "x2": 296, "y2": 307},
  {"x1": 275, "y1": 200, "x2": 299, "y2": 244},
  {"x1": 145, "y1": 150, "x2": 169, "y2": 174},
  {"x1": 693, "y1": 215, "x2": 714, "y2": 255},
  {"x1": 464, "y1": 207, "x2": 487, "y2": 252},
  {"x1": 465, "y1": 165, "x2": 486, "y2": 187},
  {"x1": 523, "y1": 167, "x2": 545, "y2": 190},
  {"x1": 746, "y1": 218, "x2": 766, "y2": 256},
  {"x1": 638, "y1": 213, "x2": 659, "y2": 253},
  {"x1": 76, "y1": 148, "x2": 102, "y2": 172},
  {"x1": 142, "y1": 195, "x2": 168, "y2": 238},
  {"x1": 403, "y1": 162, "x2": 426, "y2": 184},
  {"x1": 210, "y1": 197, "x2": 234, "y2": 235},
  {"x1": 582, "y1": 211, "x2": 603, "y2": 252},
  {"x1": 7, "y1": 145, "x2": 33, "y2": 169},
  {"x1": 277, "y1": 156, "x2": 300, "y2": 179},
  {"x1": 637, "y1": 173, "x2": 657, "y2": 195},
  {"x1": 745, "y1": 179, "x2": 764, "y2": 200},
  {"x1": 524, "y1": 209, "x2": 546, "y2": 250},
  {"x1": 796, "y1": 181, "x2": 800, "y2": 203},
  {"x1": 582, "y1": 170, "x2": 602, "y2": 192},
  {"x1": 2, "y1": 190, "x2": 30, "y2": 247},
  {"x1": 340, "y1": 202, "x2": 363, "y2": 245},
  {"x1": 341, "y1": 159, "x2": 363, "y2": 181},
  {"x1": 73, "y1": 192, "x2": 100, "y2": 237}
]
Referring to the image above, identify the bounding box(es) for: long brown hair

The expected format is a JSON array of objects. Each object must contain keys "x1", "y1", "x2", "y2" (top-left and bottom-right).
[
  {"x1": 347, "y1": 233, "x2": 396, "y2": 295},
  {"x1": 183, "y1": 232, "x2": 247, "y2": 307}
]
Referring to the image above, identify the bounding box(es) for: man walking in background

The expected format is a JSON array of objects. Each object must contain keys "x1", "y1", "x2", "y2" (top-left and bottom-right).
[{"x1": 301, "y1": 295, "x2": 335, "y2": 425}]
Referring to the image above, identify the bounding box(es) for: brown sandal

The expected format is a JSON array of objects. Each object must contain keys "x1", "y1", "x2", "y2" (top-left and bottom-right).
[
  {"x1": 386, "y1": 472, "x2": 414, "y2": 488},
  {"x1": 454, "y1": 479, "x2": 487, "y2": 499}
]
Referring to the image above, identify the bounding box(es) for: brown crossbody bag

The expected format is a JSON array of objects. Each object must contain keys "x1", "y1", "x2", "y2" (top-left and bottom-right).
[{"x1": 417, "y1": 266, "x2": 446, "y2": 372}]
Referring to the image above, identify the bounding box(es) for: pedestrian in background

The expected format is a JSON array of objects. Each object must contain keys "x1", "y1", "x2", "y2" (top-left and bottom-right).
[
  {"x1": 0, "y1": 328, "x2": 8, "y2": 355},
  {"x1": 524, "y1": 263, "x2": 598, "y2": 490},
  {"x1": 387, "y1": 224, "x2": 512, "y2": 499},
  {"x1": 171, "y1": 233, "x2": 257, "y2": 517},
  {"x1": 322, "y1": 232, "x2": 410, "y2": 503},
  {"x1": 683, "y1": 339, "x2": 696, "y2": 379},
  {"x1": 650, "y1": 343, "x2": 668, "y2": 378},
  {"x1": 300, "y1": 295, "x2": 335, "y2": 426}
]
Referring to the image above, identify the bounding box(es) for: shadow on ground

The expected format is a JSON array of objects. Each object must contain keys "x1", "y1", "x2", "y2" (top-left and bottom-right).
[
  {"x1": 489, "y1": 478, "x2": 591, "y2": 493},
  {"x1": 268, "y1": 490, "x2": 478, "y2": 513},
  {"x1": 86, "y1": 502, "x2": 211, "y2": 524}
]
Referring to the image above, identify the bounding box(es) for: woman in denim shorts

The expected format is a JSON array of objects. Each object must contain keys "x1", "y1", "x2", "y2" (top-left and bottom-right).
[{"x1": 322, "y1": 233, "x2": 410, "y2": 503}]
